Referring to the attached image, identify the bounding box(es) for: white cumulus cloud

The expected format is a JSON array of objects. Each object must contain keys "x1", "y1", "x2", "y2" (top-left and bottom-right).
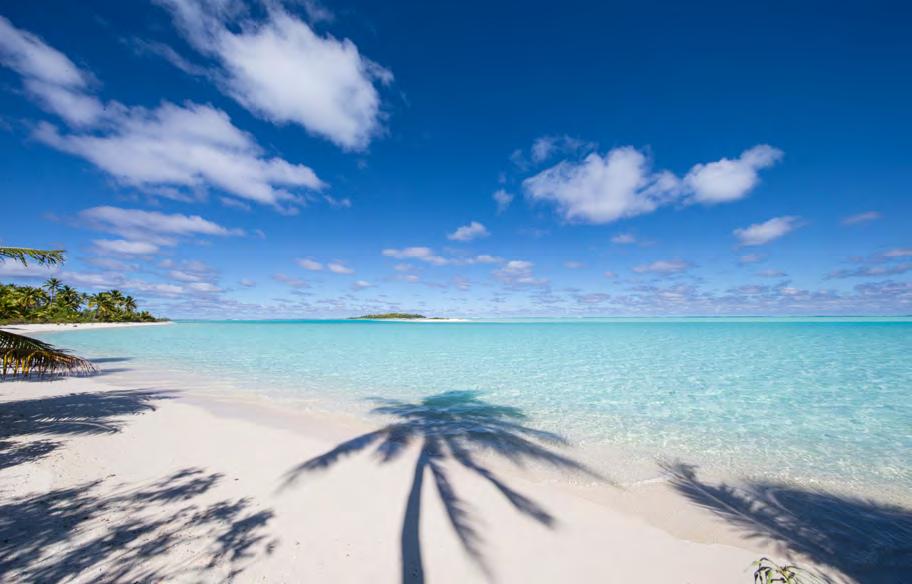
[
  {"x1": 0, "y1": 17, "x2": 325, "y2": 211},
  {"x1": 169, "y1": 270, "x2": 205, "y2": 282},
  {"x1": 523, "y1": 144, "x2": 782, "y2": 224},
  {"x1": 273, "y1": 273, "x2": 310, "y2": 288},
  {"x1": 156, "y1": 0, "x2": 390, "y2": 150},
  {"x1": 296, "y1": 257, "x2": 323, "y2": 271},
  {"x1": 36, "y1": 103, "x2": 324, "y2": 209},
  {"x1": 0, "y1": 259, "x2": 60, "y2": 278},
  {"x1": 738, "y1": 253, "x2": 766, "y2": 264},
  {"x1": 611, "y1": 233, "x2": 636, "y2": 245},
  {"x1": 493, "y1": 260, "x2": 548, "y2": 287},
  {"x1": 633, "y1": 259, "x2": 691, "y2": 274},
  {"x1": 842, "y1": 211, "x2": 881, "y2": 225},
  {"x1": 80, "y1": 206, "x2": 243, "y2": 246},
  {"x1": 885, "y1": 248, "x2": 912, "y2": 258},
  {"x1": 327, "y1": 261, "x2": 354, "y2": 274},
  {"x1": 381, "y1": 247, "x2": 502, "y2": 267},
  {"x1": 382, "y1": 247, "x2": 448, "y2": 265},
  {"x1": 493, "y1": 189, "x2": 513, "y2": 213},
  {"x1": 92, "y1": 239, "x2": 160, "y2": 255},
  {"x1": 0, "y1": 16, "x2": 104, "y2": 126},
  {"x1": 523, "y1": 147, "x2": 680, "y2": 223},
  {"x1": 447, "y1": 221, "x2": 489, "y2": 242},
  {"x1": 683, "y1": 145, "x2": 783, "y2": 204},
  {"x1": 734, "y1": 216, "x2": 800, "y2": 246},
  {"x1": 513, "y1": 135, "x2": 594, "y2": 168},
  {"x1": 188, "y1": 282, "x2": 221, "y2": 293}
]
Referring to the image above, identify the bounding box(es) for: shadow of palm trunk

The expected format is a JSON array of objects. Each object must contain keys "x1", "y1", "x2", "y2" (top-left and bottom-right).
[
  {"x1": 402, "y1": 444, "x2": 431, "y2": 584},
  {"x1": 282, "y1": 391, "x2": 604, "y2": 582}
]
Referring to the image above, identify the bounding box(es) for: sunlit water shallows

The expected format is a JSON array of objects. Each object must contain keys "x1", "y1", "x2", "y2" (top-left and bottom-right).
[{"x1": 41, "y1": 318, "x2": 912, "y2": 500}]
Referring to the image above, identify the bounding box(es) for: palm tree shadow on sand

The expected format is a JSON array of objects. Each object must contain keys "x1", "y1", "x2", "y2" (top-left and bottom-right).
[
  {"x1": 0, "y1": 468, "x2": 277, "y2": 581},
  {"x1": 662, "y1": 461, "x2": 912, "y2": 584},
  {"x1": 282, "y1": 390, "x2": 603, "y2": 583}
]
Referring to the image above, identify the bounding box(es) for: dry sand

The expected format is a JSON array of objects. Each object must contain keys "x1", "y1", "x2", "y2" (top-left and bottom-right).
[
  {"x1": 0, "y1": 323, "x2": 851, "y2": 583},
  {"x1": 2, "y1": 321, "x2": 172, "y2": 334}
]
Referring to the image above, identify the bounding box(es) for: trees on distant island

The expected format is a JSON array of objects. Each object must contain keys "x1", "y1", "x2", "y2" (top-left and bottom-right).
[
  {"x1": 351, "y1": 313, "x2": 429, "y2": 320},
  {"x1": 1, "y1": 281, "x2": 159, "y2": 324}
]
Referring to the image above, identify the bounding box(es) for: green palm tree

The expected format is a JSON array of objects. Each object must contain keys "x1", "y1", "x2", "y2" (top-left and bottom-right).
[
  {"x1": 89, "y1": 292, "x2": 116, "y2": 319},
  {"x1": 19, "y1": 287, "x2": 48, "y2": 311},
  {"x1": 109, "y1": 289, "x2": 125, "y2": 306},
  {"x1": 107, "y1": 290, "x2": 128, "y2": 319},
  {"x1": 0, "y1": 285, "x2": 25, "y2": 320},
  {"x1": 0, "y1": 246, "x2": 94, "y2": 378},
  {"x1": 57, "y1": 285, "x2": 83, "y2": 312},
  {"x1": 123, "y1": 295, "x2": 138, "y2": 313},
  {"x1": 43, "y1": 277, "x2": 63, "y2": 301}
]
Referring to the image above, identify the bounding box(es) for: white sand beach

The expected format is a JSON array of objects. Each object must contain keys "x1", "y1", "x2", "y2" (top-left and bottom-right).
[
  {"x1": 2, "y1": 321, "x2": 173, "y2": 334},
  {"x1": 0, "y1": 330, "x2": 855, "y2": 583}
]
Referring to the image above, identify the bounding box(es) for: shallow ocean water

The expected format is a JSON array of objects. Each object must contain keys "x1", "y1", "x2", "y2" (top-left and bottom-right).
[{"x1": 41, "y1": 318, "x2": 912, "y2": 500}]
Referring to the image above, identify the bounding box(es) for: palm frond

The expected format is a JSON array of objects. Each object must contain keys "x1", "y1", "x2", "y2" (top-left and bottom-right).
[
  {"x1": 0, "y1": 247, "x2": 66, "y2": 266},
  {"x1": 0, "y1": 329, "x2": 96, "y2": 378},
  {"x1": 752, "y1": 557, "x2": 823, "y2": 584}
]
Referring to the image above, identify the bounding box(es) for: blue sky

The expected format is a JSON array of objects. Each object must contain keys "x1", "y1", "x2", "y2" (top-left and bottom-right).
[{"x1": 1, "y1": 0, "x2": 910, "y2": 317}]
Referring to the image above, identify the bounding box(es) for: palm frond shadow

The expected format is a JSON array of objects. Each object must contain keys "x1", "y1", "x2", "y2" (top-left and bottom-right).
[
  {"x1": 6, "y1": 366, "x2": 135, "y2": 383},
  {"x1": 662, "y1": 461, "x2": 912, "y2": 584},
  {"x1": 0, "y1": 388, "x2": 172, "y2": 439},
  {"x1": 282, "y1": 390, "x2": 603, "y2": 583},
  {"x1": 0, "y1": 389, "x2": 171, "y2": 477},
  {"x1": 91, "y1": 357, "x2": 133, "y2": 364},
  {"x1": 0, "y1": 467, "x2": 277, "y2": 582},
  {"x1": 0, "y1": 439, "x2": 59, "y2": 470}
]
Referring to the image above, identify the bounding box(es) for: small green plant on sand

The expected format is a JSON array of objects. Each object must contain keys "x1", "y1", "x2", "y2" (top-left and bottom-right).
[{"x1": 752, "y1": 557, "x2": 823, "y2": 584}]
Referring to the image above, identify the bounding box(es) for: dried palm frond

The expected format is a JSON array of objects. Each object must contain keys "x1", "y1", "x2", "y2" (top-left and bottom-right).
[{"x1": 0, "y1": 329, "x2": 96, "y2": 378}]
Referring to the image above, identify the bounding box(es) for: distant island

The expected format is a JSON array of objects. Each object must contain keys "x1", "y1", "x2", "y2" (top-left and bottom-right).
[{"x1": 350, "y1": 313, "x2": 441, "y2": 320}]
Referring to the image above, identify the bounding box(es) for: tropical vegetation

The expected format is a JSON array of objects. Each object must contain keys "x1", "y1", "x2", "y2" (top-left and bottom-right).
[
  {"x1": 1, "y1": 247, "x2": 97, "y2": 377},
  {"x1": 1, "y1": 281, "x2": 159, "y2": 324},
  {"x1": 351, "y1": 313, "x2": 432, "y2": 320},
  {"x1": 752, "y1": 557, "x2": 822, "y2": 584}
]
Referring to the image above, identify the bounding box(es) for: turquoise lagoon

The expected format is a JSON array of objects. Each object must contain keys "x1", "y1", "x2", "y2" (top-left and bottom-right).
[{"x1": 40, "y1": 318, "x2": 912, "y2": 500}]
